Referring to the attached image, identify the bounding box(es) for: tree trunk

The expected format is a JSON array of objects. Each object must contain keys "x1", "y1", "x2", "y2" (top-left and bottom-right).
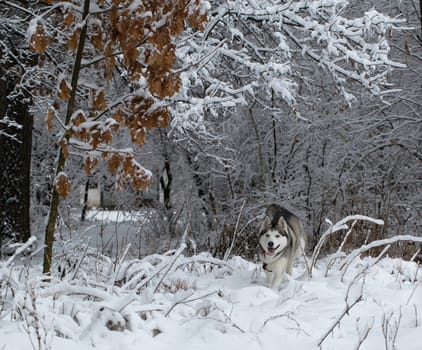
[
  {"x1": 81, "y1": 178, "x2": 90, "y2": 221},
  {"x1": 0, "y1": 64, "x2": 32, "y2": 255},
  {"x1": 42, "y1": 0, "x2": 91, "y2": 274},
  {"x1": 159, "y1": 130, "x2": 173, "y2": 210},
  {"x1": 420, "y1": 0, "x2": 422, "y2": 39},
  {"x1": 248, "y1": 104, "x2": 265, "y2": 189}
]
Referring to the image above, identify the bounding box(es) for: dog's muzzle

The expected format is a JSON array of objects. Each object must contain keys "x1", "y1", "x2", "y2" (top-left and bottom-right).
[{"x1": 266, "y1": 243, "x2": 280, "y2": 255}]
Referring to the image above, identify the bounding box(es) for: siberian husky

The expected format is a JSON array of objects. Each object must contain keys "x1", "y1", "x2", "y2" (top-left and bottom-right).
[{"x1": 258, "y1": 204, "x2": 306, "y2": 289}]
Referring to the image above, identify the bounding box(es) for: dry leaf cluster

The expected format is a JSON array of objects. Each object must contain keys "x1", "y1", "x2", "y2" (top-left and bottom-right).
[{"x1": 29, "y1": 0, "x2": 208, "y2": 192}]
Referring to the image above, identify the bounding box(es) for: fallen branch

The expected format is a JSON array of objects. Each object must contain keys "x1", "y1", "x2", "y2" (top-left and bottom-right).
[
  {"x1": 382, "y1": 308, "x2": 402, "y2": 350},
  {"x1": 352, "y1": 317, "x2": 375, "y2": 350},
  {"x1": 152, "y1": 226, "x2": 189, "y2": 293},
  {"x1": 311, "y1": 215, "x2": 384, "y2": 276},
  {"x1": 151, "y1": 243, "x2": 187, "y2": 294},
  {"x1": 42, "y1": 282, "x2": 113, "y2": 301},
  {"x1": 224, "y1": 199, "x2": 246, "y2": 261},
  {"x1": 177, "y1": 256, "x2": 233, "y2": 272},
  {"x1": 317, "y1": 294, "x2": 363, "y2": 347},
  {"x1": 164, "y1": 289, "x2": 220, "y2": 317},
  {"x1": 339, "y1": 243, "x2": 392, "y2": 282},
  {"x1": 261, "y1": 311, "x2": 310, "y2": 336},
  {"x1": 318, "y1": 276, "x2": 366, "y2": 348},
  {"x1": 4, "y1": 236, "x2": 37, "y2": 268},
  {"x1": 339, "y1": 235, "x2": 422, "y2": 278}
]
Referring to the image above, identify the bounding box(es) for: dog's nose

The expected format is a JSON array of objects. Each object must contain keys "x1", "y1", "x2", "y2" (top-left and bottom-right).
[{"x1": 268, "y1": 241, "x2": 274, "y2": 248}]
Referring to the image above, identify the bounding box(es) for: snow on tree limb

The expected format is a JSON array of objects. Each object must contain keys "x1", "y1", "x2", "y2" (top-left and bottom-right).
[
  {"x1": 310, "y1": 215, "x2": 385, "y2": 276},
  {"x1": 186, "y1": 0, "x2": 407, "y2": 113},
  {"x1": 339, "y1": 235, "x2": 422, "y2": 277},
  {"x1": 3, "y1": 236, "x2": 37, "y2": 269},
  {"x1": 23, "y1": 0, "x2": 210, "y2": 191}
]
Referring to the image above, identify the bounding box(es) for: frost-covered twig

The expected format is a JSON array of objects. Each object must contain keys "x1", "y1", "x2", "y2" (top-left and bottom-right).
[
  {"x1": 1, "y1": 238, "x2": 36, "y2": 319},
  {"x1": 4, "y1": 237, "x2": 37, "y2": 268},
  {"x1": 352, "y1": 317, "x2": 374, "y2": 350},
  {"x1": 20, "y1": 285, "x2": 53, "y2": 350},
  {"x1": 224, "y1": 199, "x2": 246, "y2": 261},
  {"x1": 317, "y1": 294, "x2": 363, "y2": 347},
  {"x1": 42, "y1": 282, "x2": 113, "y2": 301},
  {"x1": 152, "y1": 243, "x2": 187, "y2": 293},
  {"x1": 318, "y1": 276, "x2": 365, "y2": 347},
  {"x1": 0, "y1": 267, "x2": 17, "y2": 320},
  {"x1": 108, "y1": 244, "x2": 131, "y2": 287},
  {"x1": 152, "y1": 227, "x2": 189, "y2": 293},
  {"x1": 176, "y1": 255, "x2": 233, "y2": 273},
  {"x1": 412, "y1": 304, "x2": 419, "y2": 327},
  {"x1": 382, "y1": 308, "x2": 402, "y2": 350},
  {"x1": 310, "y1": 215, "x2": 384, "y2": 276},
  {"x1": 125, "y1": 259, "x2": 169, "y2": 291},
  {"x1": 406, "y1": 280, "x2": 422, "y2": 306},
  {"x1": 261, "y1": 311, "x2": 309, "y2": 336},
  {"x1": 410, "y1": 248, "x2": 421, "y2": 263},
  {"x1": 212, "y1": 303, "x2": 245, "y2": 333},
  {"x1": 341, "y1": 243, "x2": 391, "y2": 282},
  {"x1": 337, "y1": 220, "x2": 358, "y2": 254},
  {"x1": 68, "y1": 238, "x2": 91, "y2": 281},
  {"x1": 164, "y1": 289, "x2": 220, "y2": 317},
  {"x1": 124, "y1": 227, "x2": 189, "y2": 292},
  {"x1": 339, "y1": 235, "x2": 422, "y2": 277}
]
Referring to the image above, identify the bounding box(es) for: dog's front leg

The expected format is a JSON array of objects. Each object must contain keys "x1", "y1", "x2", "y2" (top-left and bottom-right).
[
  {"x1": 264, "y1": 269, "x2": 274, "y2": 287},
  {"x1": 270, "y1": 257, "x2": 288, "y2": 290},
  {"x1": 270, "y1": 270, "x2": 286, "y2": 290}
]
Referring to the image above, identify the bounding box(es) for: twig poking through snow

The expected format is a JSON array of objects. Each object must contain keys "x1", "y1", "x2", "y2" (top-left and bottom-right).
[
  {"x1": 152, "y1": 226, "x2": 189, "y2": 293},
  {"x1": 406, "y1": 280, "x2": 422, "y2": 306},
  {"x1": 20, "y1": 285, "x2": 53, "y2": 350},
  {"x1": 68, "y1": 238, "x2": 91, "y2": 281},
  {"x1": 310, "y1": 215, "x2": 384, "y2": 276},
  {"x1": 5, "y1": 237, "x2": 37, "y2": 268},
  {"x1": 352, "y1": 317, "x2": 374, "y2": 350},
  {"x1": 318, "y1": 276, "x2": 366, "y2": 348},
  {"x1": 381, "y1": 308, "x2": 402, "y2": 350},
  {"x1": 317, "y1": 294, "x2": 363, "y2": 348},
  {"x1": 164, "y1": 289, "x2": 220, "y2": 317},
  {"x1": 261, "y1": 312, "x2": 310, "y2": 336},
  {"x1": 340, "y1": 243, "x2": 392, "y2": 282},
  {"x1": 224, "y1": 199, "x2": 246, "y2": 261},
  {"x1": 339, "y1": 235, "x2": 422, "y2": 279}
]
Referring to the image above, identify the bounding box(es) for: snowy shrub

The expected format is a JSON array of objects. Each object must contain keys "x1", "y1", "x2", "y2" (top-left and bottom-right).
[
  {"x1": 16, "y1": 285, "x2": 53, "y2": 350},
  {"x1": 0, "y1": 237, "x2": 35, "y2": 319}
]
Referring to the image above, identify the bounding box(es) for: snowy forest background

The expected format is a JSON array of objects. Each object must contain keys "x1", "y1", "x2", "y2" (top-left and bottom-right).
[
  {"x1": 1, "y1": 0, "x2": 421, "y2": 263},
  {"x1": 1, "y1": 1, "x2": 422, "y2": 349}
]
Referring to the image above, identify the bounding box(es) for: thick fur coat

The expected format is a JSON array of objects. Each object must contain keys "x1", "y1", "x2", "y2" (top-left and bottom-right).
[{"x1": 258, "y1": 204, "x2": 306, "y2": 289}]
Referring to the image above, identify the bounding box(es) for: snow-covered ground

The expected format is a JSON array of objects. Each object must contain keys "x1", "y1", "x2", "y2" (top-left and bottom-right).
[
  {"x1": 1, "y1": 244, "x2": 421, "y2": 350},
  {"x1": 83, "y1": 209, "x2": 152, "y2": 224}
]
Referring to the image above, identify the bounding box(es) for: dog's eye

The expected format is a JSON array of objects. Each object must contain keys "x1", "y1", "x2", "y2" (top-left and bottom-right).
[
  {"x1": 275, "y1": 234, "x2": 280, "y2": 238},
  {"x1": 266, "y1": 234, "x2": 270, "y2": 238}
]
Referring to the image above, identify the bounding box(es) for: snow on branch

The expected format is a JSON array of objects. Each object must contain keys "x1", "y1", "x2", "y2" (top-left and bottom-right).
[
  {"x1": 41, "y1": 282, "x2": 114, "y2": 301},
  {"x1": 3, "y1": 236, "x2": 37, "y2": 269},
  {"x1": 201, "y1": 0, "x2": 407, "y2": 105},
  {"x1": 310, "y1": 215, "x2": 384, "y2": 276},
  {"x1": 0, "y1": 117, "x2": 23, "y2": 144},
  {"x1": 339, "y1": 235, "x2": 422, "y2": 279}
]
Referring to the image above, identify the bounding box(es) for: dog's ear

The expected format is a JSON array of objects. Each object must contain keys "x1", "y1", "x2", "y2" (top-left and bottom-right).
[
  {"x1": 258, "y1": 216, "x2": 271, "y2": 236},
  {"x1": 277, "y1": 216, "x2": 289, "y2": 233}
]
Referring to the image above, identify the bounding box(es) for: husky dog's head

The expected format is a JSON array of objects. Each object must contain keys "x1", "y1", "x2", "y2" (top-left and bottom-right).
[{"x1": 259, "y1": 216, "x2": 290, "y2": 257}]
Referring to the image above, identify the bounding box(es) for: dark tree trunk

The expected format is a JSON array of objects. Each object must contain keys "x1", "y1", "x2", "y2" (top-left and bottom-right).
[
  {"x1": 158, "y1": 129, "x2": 173, "y2": 210},
  {"x1": 0, "y1": 63, "x2": 33, "y2": 255},
  {"x1": 159, "y1": 158, "x2": 172, "y2": 210},
  {"x1": 43, "y1": 0, "x2": 91, "y2": 274},
  {"x1": 420, "y1": 0, "x2": 422, "y2": 39},
  {"x1": 81, "y1": 178, "x2": 90, "y2": 221}
]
